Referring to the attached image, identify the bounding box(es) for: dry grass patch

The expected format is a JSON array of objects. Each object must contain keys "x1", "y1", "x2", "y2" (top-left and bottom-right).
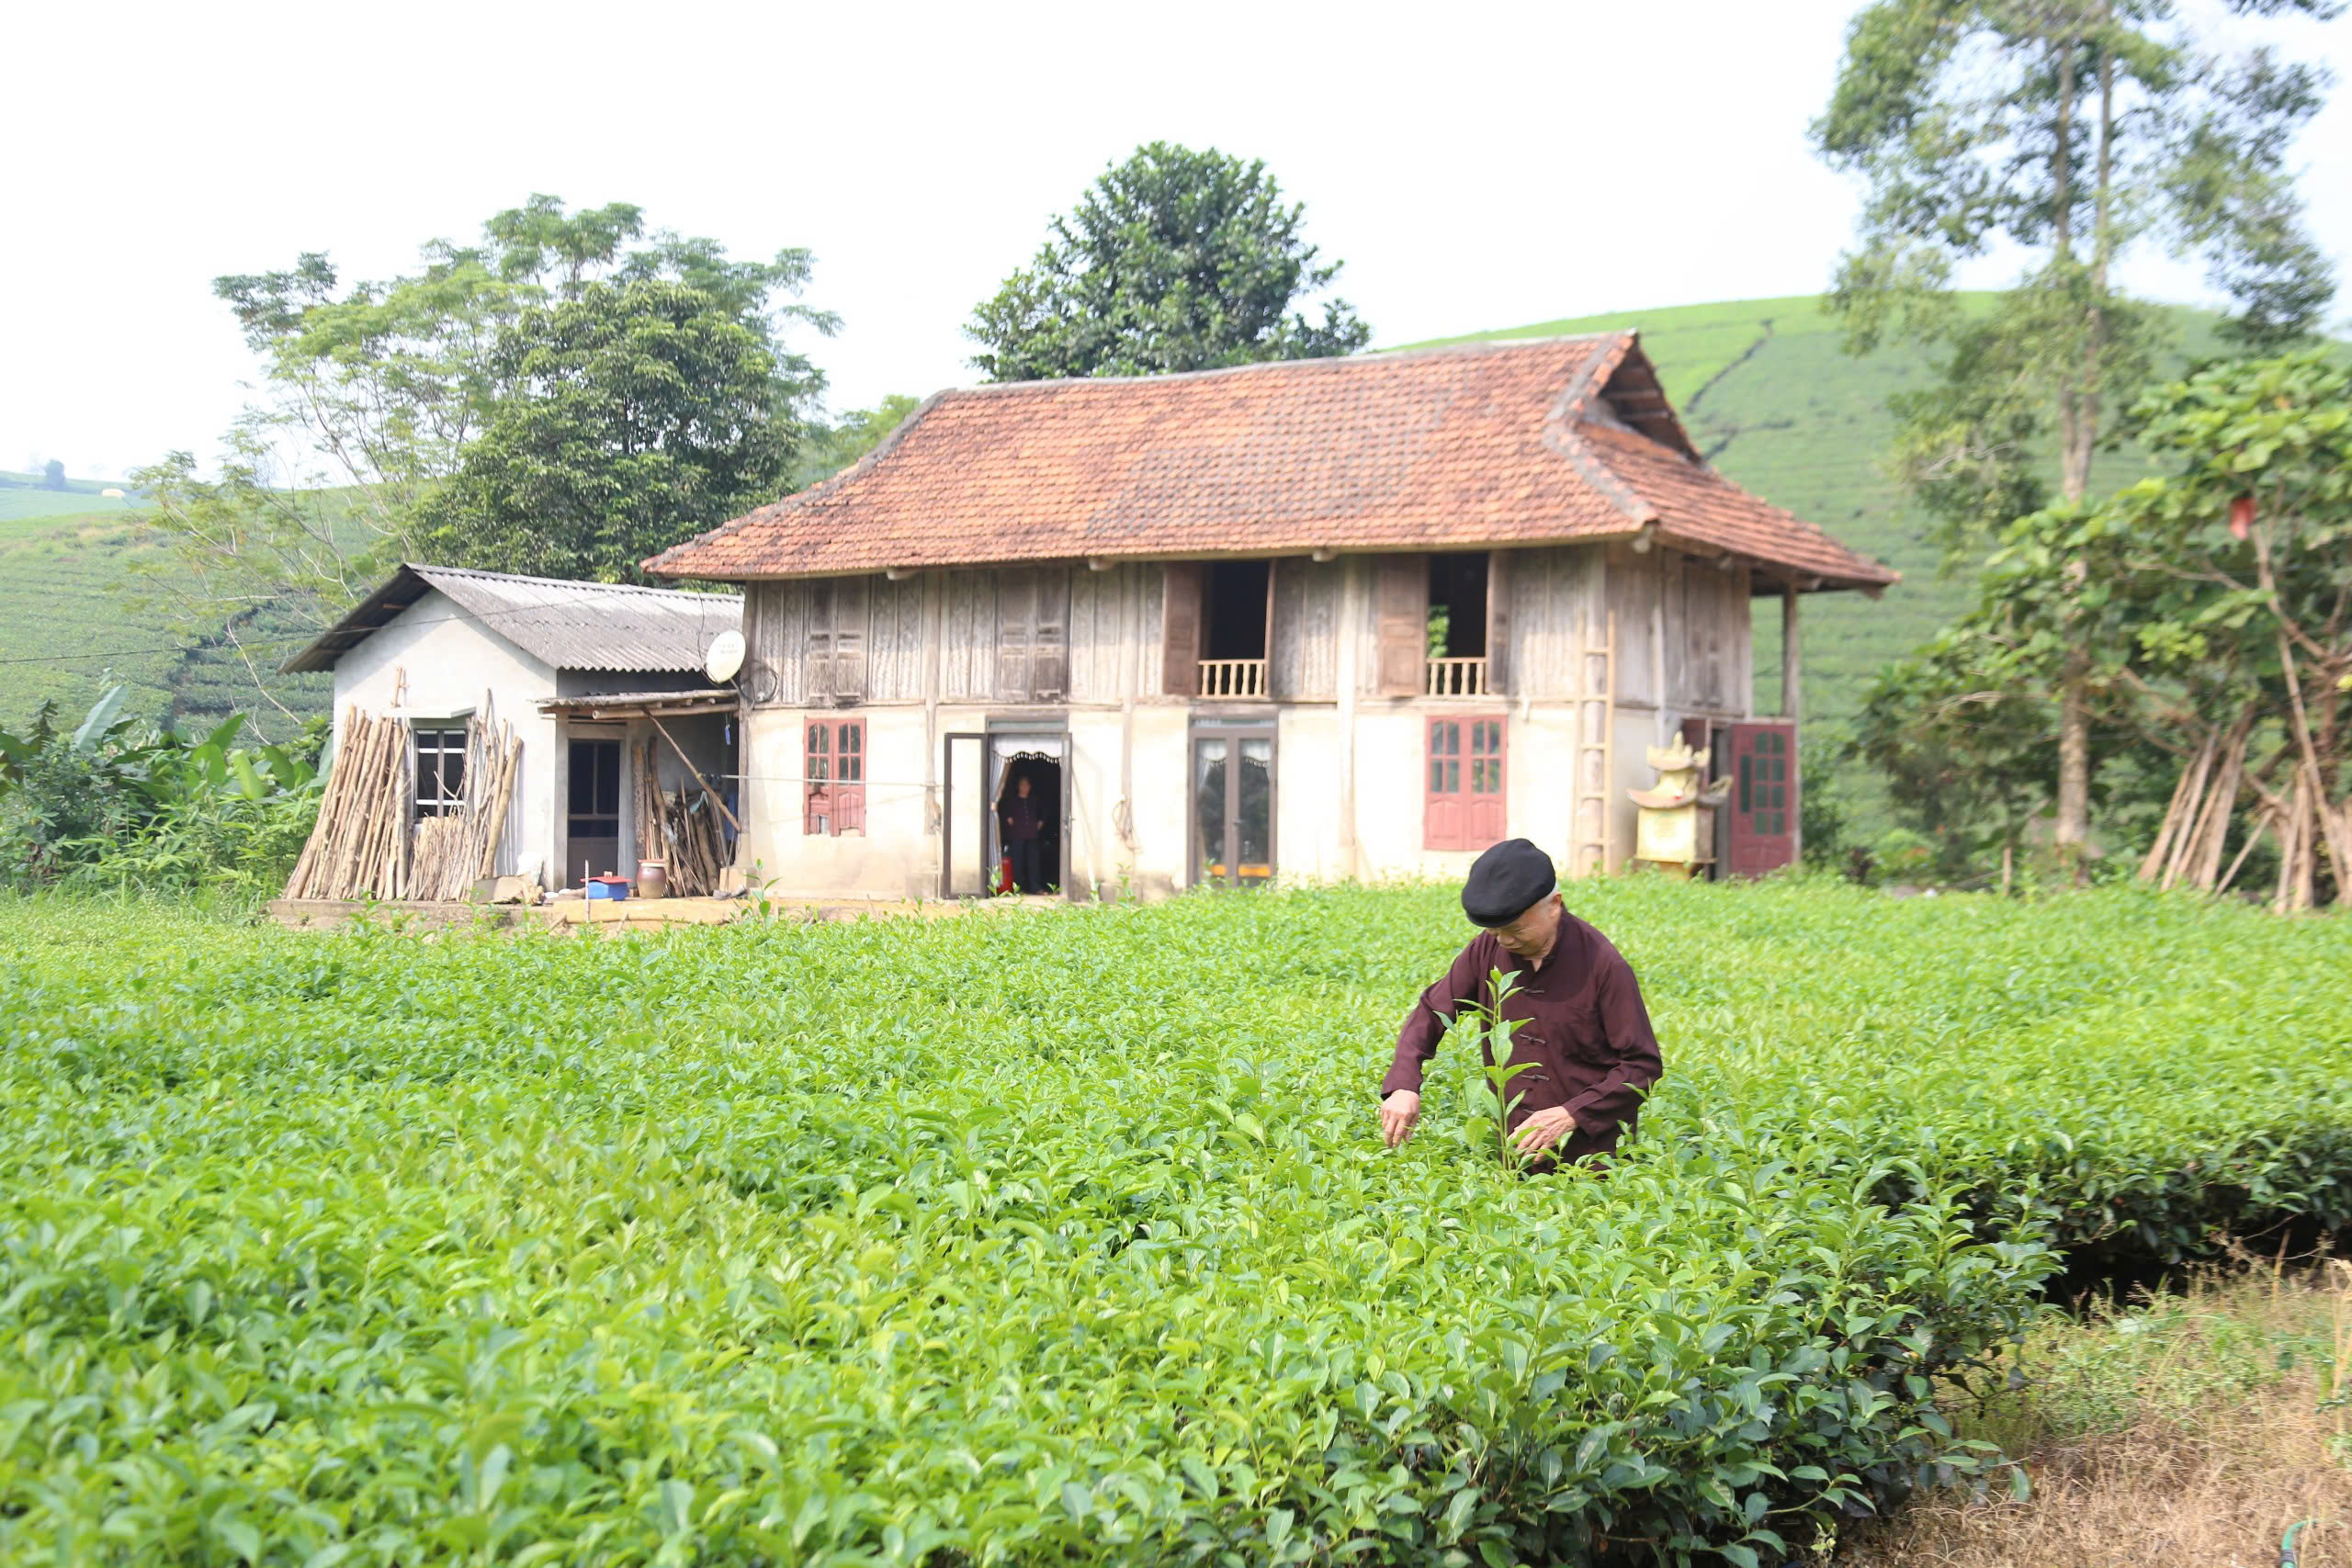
[{"x1": 1844, "y1": 1261, "x2": 2352, "y2": 1567}]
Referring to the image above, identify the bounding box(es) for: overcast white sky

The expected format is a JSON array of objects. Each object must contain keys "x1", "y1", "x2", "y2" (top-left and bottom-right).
[{"x1": 7, "y1": 0, "x2": 2348, "y2": 479}]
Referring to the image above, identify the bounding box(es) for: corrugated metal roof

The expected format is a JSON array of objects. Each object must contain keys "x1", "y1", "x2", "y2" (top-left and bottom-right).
[{"x1": 281, "y1": 565, "x2": 742, "y2": 675}]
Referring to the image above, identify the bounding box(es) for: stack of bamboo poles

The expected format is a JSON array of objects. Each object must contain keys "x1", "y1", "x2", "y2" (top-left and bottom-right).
[
  {"x1": 286, "y1": 707, "x2": 414, "y2": 899},
  {"x1": 633, "y1": 737, "x2": 729, "y2": 897},
  {"x1": 283, "y1": 695, "x2": 521, "y2": 902},
  {"x1": 2139, "y1": 710, "x2": 2256, "y2": 895},
  {"x1": 409, "y1": 697, "x2": 522, "y2": 900},
  {"x1": 2138, "y1": 705, "x2": 2350, "y2": 913}
]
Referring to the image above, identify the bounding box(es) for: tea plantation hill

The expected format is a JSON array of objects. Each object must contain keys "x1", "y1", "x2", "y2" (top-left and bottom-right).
[
  {"x1": 1397, "y1": 293, "x2": 2234, "y2": 737},
  {"x1": 0, "y1": 297, "x2": 2239, "y2": 740},
  {"x1": 0, "y1": 469, "x2": 329, "y2": 741}
]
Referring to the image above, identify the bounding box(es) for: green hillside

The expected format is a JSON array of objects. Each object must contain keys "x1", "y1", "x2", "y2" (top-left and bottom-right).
[
  {"x1": 0, "y1": 502, "x2": 330, "y2": 741},
  {"x1": 0, "y1": 469, "x2": 139, "y2": 523},
  {"x1": 1397, "y1": 293, "x2": 2230, "y2": 736}
]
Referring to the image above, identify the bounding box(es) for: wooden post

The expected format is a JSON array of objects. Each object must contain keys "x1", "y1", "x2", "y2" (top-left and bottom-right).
[
  {"x1": 1781, "y1": 581, "x2": 1802, "y2": 722},
  {"x1": 648, "y1": 714, "x2": 743, "y2": 835},
  {"x1": 1783, "y1": 581, "x2": 1803, "y2": 863}
]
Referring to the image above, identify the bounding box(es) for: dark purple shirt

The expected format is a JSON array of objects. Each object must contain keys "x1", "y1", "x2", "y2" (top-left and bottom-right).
[
  {"x1": 1001, "y1": 795, "x2": 1043, "y2": 840},
  {"x1": 1382, "y1": 913, "x2": 1663, "y2": 1164}
]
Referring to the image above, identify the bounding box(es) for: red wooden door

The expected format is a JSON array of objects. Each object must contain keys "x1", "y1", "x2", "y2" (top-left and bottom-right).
[
  {"x1": 1425, "y1": 719, "x2": 1463, "y2": 849},
  {"x1": 1726, "y1": 721, "x2": 1797, "y2": 876},
  {"x1": 1426, "y1": 716, "x2": 1506, "y2": 851}
]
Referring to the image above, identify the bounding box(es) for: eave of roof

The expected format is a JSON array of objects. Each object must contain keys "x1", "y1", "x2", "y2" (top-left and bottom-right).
[{"x1": 279, "y1": 565, "x2": 743, "y2": 675}]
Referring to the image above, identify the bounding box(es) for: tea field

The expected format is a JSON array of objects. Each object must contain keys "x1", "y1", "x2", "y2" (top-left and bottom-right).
[{"x1": 2, "y1": 881, "x2": 2347, "y2": 1564}]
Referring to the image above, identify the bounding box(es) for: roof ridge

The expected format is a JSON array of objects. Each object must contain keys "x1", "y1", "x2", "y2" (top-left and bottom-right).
[
  {"x1": 409, "y1": 562, "x2": 741, "y2": 602},
  {"x1": 940, "y1": 333, "x2": 1631, "y2": 398},
  {"x1": 1537, "y1": 335, "x2": 1657, "y2": 525}
]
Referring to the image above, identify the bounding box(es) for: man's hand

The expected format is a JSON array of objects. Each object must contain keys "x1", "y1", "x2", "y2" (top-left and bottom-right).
[
  {"x1": 1379, "y1": 1089, "x2": 1421, "y2": 1148},
  {"x1": 1510, "y1": 1106, "x2": 1578, "y2": 1156}
]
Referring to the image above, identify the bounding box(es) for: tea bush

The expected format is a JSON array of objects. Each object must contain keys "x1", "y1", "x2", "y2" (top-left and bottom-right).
[{"x1": 0, "y1": 880, "x2": 2344, "y2": 1565}]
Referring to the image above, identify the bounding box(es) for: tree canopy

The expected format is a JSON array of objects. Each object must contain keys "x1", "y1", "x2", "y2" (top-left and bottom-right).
[
  {"x1": 967, "y1": 143, "x2": 1370, "y2": 382},
  {"x1": 1858, "y1": 350, "x2": 2352, "y2": 905},
  {"x1": 133, "y1": 197, "x2": 832, "y2": 665},
  {"x1": 1813, "y1": 0, "x2": 2340, "y2": 864},
  {"x1": 419, "y1": 276, "x2": 803, "y2": 583}
]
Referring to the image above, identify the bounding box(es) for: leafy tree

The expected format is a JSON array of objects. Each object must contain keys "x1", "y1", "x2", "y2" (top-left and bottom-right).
[
  {"x1": 1814, "y1": 0, "x2": 2339, "y2": 866},
  {"x1": 422, "y1": 276, "x2": 812, "y2": 583},
  {"x1": 789, "y1": 393, "x2": 922, "y2": 491},
  {"x1": 1862, "y1": 350, "x2": 2352, "y2": 903},
  {"x1": 967, "y1": 142, "x2": 1369, "y2": 381},
  {"x1": 2099, "y1": 351, "x2": 2352, "y2": 903},
  {"x1": 132, "y1": 197, "x2": 831, "y2": 691},
  {"x1": 40, "y1": 459, "x2": 64, "y2": 491}
]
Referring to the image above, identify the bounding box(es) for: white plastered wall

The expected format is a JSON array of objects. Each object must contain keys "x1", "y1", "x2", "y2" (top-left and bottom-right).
[{"x1": 328, "y1": 588, "x2": 560, "y2": 886}]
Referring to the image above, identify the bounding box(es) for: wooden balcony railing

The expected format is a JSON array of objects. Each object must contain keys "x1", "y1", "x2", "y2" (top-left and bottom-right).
[
  {"x1": 1425, "y1": 657, "x2": 1490, "y2": 696},
  {"x1": 1197, "y1": 659, "x2": 1269, "y2": 698}
]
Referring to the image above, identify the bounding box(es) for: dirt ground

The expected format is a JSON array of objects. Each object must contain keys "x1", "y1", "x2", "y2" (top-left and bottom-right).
[{"x1": 1841, "y1": 1262, "x2": 2352, "y2": 1568}]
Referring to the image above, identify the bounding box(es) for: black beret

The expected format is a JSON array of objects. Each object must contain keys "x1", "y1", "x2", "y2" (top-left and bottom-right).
[{"x1": 1462, "y1": 839, "x2": 1557, "y2": 926}]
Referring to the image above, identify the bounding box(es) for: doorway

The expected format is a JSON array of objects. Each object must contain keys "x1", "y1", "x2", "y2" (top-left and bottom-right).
[
  {"x1": 991, "y1": 750, "x2": 1064, "y2": 893},
  {"x1": 566, "y1": 738, "x2": 623, "y2": 882},
  {"x1": 1192, "y1": 725, "x2": 1274, "y2": 887}
]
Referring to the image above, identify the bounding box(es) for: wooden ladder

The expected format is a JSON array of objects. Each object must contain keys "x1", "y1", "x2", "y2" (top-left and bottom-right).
[{"x1": 1573, "y1": 612, "x2": 1617, "y2": 877}]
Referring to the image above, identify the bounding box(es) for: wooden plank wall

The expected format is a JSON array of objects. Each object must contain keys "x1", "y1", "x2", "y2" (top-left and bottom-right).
[
  {"x1": 1069, "y1": 566, "x2": 1132, "y2": 702},
  {"x1": 1604, "y1": 546, "x2": 1660, "y2": 709},
  {"x1": 941, "y1": 570, "x2": 994, "y2": 700},
  {"x1": 868, "y1": 575, "x2": 925, "y2": 701},
  {"x1": 1271, "y1": 558, "x2": 1340, "y2": 700},
  {"x1": 1500, "y1": 546, "x2": 1605, "y2": 701},
  {"x1": 1669, "y1": 558, "x2": 1750, "y2": 715},
  {"x1": 742, "y1": 553, "x2": 1684, "y2": 713},
  {"x1": 743, "y1": 581, "x2": 808, "y2": 707}
]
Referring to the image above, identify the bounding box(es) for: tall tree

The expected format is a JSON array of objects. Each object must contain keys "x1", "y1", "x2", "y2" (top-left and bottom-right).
[
  {"x1": 967, "y1": 142, "x2": 1369, "y2": 381},
  {"x1": 133, "y1": 198, "x2": 831, "y2": 693},
  {"x1": 40, "y1": 459, "x2": 63, "y2": 491},
  {"x1": 789, "y1": 394, "x2": 922, "y2": 492},
  {"x1": 421, "y1": 275, "x2": 813, "y2": 583},
  {"x1": 1814, "y1": 0, "x2": 2339, "y2": 867}
]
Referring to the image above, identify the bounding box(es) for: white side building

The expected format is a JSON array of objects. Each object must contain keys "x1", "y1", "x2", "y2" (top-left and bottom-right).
[{"x1": 283, "y1": 565, "x2": 742, "y2": 890}]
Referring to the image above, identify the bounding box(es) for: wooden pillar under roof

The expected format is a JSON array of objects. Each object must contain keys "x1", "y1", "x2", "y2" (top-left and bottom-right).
[{"x1": 1781, "y1": 579, "x2": 1802, "y2": 722}]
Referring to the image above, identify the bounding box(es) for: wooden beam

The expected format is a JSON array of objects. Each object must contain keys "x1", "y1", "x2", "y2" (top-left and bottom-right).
[
  {"x1": 1781, "y1": 580, "x2": 1802, "y2": 723},
  {"x1": 647, "y1": 714, "x2": 743, "y2": 835}
]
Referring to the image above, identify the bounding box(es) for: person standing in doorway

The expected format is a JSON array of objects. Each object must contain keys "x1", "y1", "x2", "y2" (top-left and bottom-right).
[{"x1": 1000, "y1": 773, "x2": 1046, "y2": 893}]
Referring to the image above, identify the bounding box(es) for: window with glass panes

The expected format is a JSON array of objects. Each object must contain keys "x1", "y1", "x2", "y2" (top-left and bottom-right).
[
  {"x1": 1739, "y1": 727, "x2": 1789, "y2": 835},
  {"x1": 414, "y1": 727, "x2": 468, "y2": 818},
  {"x1": 804, "y1": 719, "x2": 865, "y2": 835}
]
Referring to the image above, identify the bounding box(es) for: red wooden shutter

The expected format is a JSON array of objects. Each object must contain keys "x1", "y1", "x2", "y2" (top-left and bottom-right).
[
  {"x1": 1726, "y1": 720, "x2": 1797, "y2": 875},
  {"x1": 1425, "y1": 718, "x2": 1463, "y2": 849},
  {"x1": 1467, "y1": 716, "x2": 1507, "y2": 844},
  {"x1": 1161, "y1": 563, "x2": 1204, "y2": 695},
  {"x1": 804, "y1": 721, "x2": 832, "y2": 834},
  {"x1": 1375, "y1": 554, "x2": 1427, "y2": 696}
]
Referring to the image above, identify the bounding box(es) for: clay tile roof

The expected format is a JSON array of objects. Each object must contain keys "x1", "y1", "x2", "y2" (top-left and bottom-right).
[{"x1": 645, "y1": 333, "x2": 1895, "y2": 593}]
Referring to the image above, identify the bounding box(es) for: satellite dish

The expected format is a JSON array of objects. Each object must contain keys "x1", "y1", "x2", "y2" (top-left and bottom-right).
[{"x1": 705, "y1": 629, "x2": 746, "y2": 684}]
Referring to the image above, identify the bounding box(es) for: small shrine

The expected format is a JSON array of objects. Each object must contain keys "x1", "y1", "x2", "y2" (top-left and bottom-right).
[{"x1": 1629, "y1": 738, "x2": 1730, "y2": 878}]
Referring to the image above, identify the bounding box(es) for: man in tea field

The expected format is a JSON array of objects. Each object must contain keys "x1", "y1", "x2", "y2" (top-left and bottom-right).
[{"x1": 1378, "y1": 839, "x2": 1663, "y2": 1168}]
